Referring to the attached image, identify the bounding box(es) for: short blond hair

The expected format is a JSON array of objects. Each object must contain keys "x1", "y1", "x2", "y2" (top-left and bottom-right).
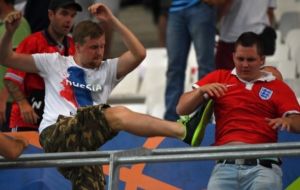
[{"x1": 72, "y1": 20, "x2": 105, "y2": 45}]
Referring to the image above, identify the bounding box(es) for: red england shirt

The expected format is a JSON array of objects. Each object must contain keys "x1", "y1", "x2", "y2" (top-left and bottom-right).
[{"x1": 194, "y1": 69, "x2": 300, "y2": 145}]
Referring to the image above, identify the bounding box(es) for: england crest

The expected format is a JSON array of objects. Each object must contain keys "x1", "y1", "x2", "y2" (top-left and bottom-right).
[{"x1": 259, "y1": 87, "x2": 273, "y2": 100}]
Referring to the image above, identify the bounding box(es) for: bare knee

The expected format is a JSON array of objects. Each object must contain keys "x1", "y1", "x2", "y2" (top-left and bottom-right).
[{"x1": 104, "y1": 106, "x2": 131, "y2": 131}]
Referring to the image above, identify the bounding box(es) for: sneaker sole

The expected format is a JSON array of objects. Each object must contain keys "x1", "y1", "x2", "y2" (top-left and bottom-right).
[{"x1": 191, "y1": 99, "x2": 214, "y2": 146}]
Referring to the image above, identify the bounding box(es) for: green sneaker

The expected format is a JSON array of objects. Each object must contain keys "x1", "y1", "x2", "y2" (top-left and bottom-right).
[{"x1": 178, "y1": 99, "x2": 214, "y2": 146}]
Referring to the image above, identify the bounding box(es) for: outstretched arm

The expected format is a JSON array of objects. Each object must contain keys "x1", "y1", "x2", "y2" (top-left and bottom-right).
[
  {"x1": 0, "y1": 133, "x2": 28, "y2": 160},
  {"x1": 266, "y1": 114, "x2": 300, "y2": 133},
  {"x1": 89, "y1": 3, "x2": 146, "y2": 79},
  {"x1": 177, "y1": 83, "x2": 227, "y2": 115},
  {"x1": 0, "y1": 11, "x2": 38, "y2": 73}
]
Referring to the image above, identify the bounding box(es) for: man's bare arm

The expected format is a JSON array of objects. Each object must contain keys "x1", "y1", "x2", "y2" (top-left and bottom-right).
[
  {"x1": 4, "y1": 80, "x2": 39, "y2": 124},
  {"x1": 177, "y1": 83, "x2": 227, "y2": 115},
  {"x1": 0, "y1": 11, "x2": 38, "y2": 73},
  {"x1": 0, "y1": 87, "x2": 9, "y2": 124},
  {"x1": 4, "y1": 80, "x2": 25, "y2": 102},
  {"x1": 0, "y1": 133, "x2": 28, "y2": 160},
  {"x1": 289, "y1": 114, "x2": 300, "y2": 133},
  {"x1": 89, "y1": 3, "x2": 146, "y2": 79},
  {"x1": 266, "y1": 114, "x2": 300, "y2": 133}
]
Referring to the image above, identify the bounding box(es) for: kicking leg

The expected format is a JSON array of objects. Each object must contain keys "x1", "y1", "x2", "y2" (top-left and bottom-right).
[{"x1": 104, "y1": 106, "x2": 185, "y2": 139}]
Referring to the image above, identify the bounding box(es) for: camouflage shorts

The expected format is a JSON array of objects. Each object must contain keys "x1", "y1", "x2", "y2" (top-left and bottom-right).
[{"x1": 39, "y1": 104, "x2": 118, "y2": 190}]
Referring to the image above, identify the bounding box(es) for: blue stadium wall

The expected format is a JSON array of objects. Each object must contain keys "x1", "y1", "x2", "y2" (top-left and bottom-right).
[{"x1": 0, "y1": 124, "x2": 299, "y2": 190}]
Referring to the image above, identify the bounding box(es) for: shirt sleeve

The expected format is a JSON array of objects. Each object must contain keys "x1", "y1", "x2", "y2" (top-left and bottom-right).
[
  {"x1": 32, "y1": 52, "x2": 60, "y2": 77},
  {"x1": 105, "y1": 58, "x2": 120, "y2": 89},
  {"x1": 274, "y1": 82, "x2": 300, "y2": 117},
  {"x1": 4, "y1": 68, "x2": 26, "y2": 86}
]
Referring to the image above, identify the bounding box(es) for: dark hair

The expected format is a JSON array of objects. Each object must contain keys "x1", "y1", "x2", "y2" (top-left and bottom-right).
[
  {"x1": 234, "y1": 32, "x2": 264, "y2": 56},
  {"x1": 4, "y1": 0, "x2": 15, "y2": 5},
  {"x1": 72, "y1": 20, "x2": 105, "y2": 45}
]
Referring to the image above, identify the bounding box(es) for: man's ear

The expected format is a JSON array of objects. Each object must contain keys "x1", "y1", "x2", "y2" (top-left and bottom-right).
[{"x1": 48, "y1": 10, "x2": 54, "y2": 21}]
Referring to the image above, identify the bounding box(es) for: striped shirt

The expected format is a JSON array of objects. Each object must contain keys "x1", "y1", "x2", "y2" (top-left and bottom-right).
[{"x1": 169, "y1": 0, "x2": 200, "y2": 12}]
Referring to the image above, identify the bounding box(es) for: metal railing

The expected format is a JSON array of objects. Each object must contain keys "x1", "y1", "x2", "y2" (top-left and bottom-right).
[{"x1": 1, "y1": 142, "x2": 300, "y2": 190}]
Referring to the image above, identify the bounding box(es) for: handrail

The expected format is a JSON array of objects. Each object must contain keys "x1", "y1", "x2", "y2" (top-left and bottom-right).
[
  {"x1": 1, "y1": 142, "x2": 300, "y2": 168},
  {"x1": 0, "y1": 142, "x2": 299, "y2": 190},
  {"x1": 1, "y1": 141, "x2": 300, "y2": 162}
]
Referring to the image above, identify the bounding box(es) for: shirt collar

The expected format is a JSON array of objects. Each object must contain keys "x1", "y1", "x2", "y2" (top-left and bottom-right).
[
  {"x1": 231, "y1": 68, "x2": 276, "y2": 84},
  {"x1": 42, "y1": 29, "x2": 70, "y2": 56}
]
